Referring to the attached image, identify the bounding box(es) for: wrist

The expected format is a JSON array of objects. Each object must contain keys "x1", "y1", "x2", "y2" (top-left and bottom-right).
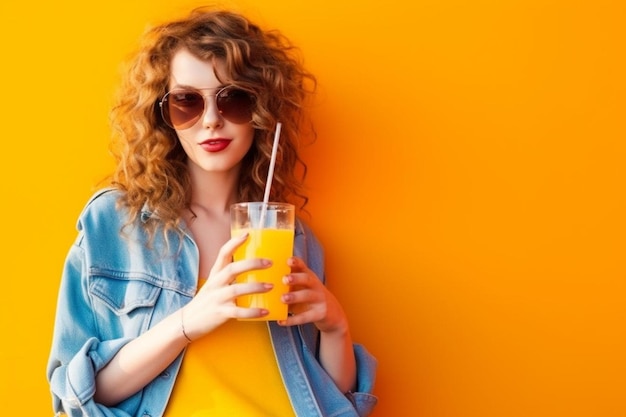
[
  {"x1": 319, "y1": 319, "x2": 350, "y2": 337},
  {"x1": 180, "y1": 308, "x2": 192, "y2": 343}
]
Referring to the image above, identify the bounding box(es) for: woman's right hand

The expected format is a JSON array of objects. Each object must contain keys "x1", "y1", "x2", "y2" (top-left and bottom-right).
[{"x1": 179, "y1": 232, "x2": 273, "y2": 340}]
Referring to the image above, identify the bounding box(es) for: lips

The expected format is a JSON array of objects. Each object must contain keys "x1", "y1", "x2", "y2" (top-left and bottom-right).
[{"x1": 199, "y1": 138, "x2": 232, "y2": 152}]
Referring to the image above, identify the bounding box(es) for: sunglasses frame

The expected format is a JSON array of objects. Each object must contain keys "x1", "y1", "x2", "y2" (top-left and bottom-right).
[{"x1": 158, "y1": 85, "x2": 255, "y2": 129}]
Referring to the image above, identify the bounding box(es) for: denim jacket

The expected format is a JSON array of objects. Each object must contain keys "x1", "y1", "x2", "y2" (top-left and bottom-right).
[{"x1": 47, "y1": 189, "x2": 378, "y2": 416}]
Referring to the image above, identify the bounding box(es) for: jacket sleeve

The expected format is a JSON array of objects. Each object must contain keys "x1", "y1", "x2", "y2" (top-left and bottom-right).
[
  {"x1": 349, "y1": 344, "x2": 379, "y2": 416},
  {"x1": 46, "y1": 235, "x2": 137, "y2": 417},
  {"x1": 295, "y1": 219, "x2": 379, "y2": 416}
]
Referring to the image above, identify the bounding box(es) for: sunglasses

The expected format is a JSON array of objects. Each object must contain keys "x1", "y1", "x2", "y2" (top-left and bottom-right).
[{"x1": 159, "y1": 85, "x2": 255, "y2": 129}]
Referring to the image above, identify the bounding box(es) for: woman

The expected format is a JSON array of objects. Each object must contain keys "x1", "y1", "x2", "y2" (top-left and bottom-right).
[{"x1": 47, "y1": 7, "x2": 377, "y2": 417}]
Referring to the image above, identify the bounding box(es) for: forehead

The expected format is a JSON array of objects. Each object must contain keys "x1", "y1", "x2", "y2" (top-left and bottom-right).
[{"x1": 169, "y1": 48, "x2": 228, "y2": 88}]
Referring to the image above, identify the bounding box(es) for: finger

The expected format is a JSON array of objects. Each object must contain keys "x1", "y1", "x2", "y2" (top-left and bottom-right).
[
  {"x1": 283, "y1": 272, "x2": 317, "y2": 289},
  {"x1": 232, "y1": 306, "x2": 270, "y2": 320},
  {"x1": 209, "y1": 233, "x2": 249, "y2": 275},
  {"x1": 281, "y1": 288, "x2": 319, "y2": 305},
  {"x1": 229, "y1": 282, "x2": 274, "y2": 299},
  {"x1": 278, "y1": 309, "x2": 321, "y2": 327},
  {"x1": 227, "y1": 284, "x2": 274, "y2": 320},
  {"x1": 203, "y1": 258, "x2": 272, "y2": 289},
  {"x1": 288, "y1": 256, "x2": 307, "y2": 272}
]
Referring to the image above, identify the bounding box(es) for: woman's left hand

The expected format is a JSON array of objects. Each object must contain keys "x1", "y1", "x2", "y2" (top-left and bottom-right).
[{"x1": 278, "y1": 256, "x2": 348, "y2": 334}]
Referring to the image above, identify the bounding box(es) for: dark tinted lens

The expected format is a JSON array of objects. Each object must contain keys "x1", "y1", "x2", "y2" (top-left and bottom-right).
[
  {"x1": 163, "y1": 91, "x2": 205, "y2": 129},
  {"x1": 216, "y1": 87, "x2": 255, "y2": 124}
]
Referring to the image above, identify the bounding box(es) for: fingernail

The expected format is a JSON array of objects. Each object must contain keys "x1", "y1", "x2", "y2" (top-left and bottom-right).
[
  {"x1": 263, "y1": 283, "x2": 274, "y2": 290},
  {"x1": 261, "y1": 259, "x2": 273, "y2": 266}
]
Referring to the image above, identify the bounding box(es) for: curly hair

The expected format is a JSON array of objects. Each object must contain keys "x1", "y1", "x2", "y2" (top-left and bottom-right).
[{"x1": 108, "y1": 7, "x2": 316, "y2": 241}]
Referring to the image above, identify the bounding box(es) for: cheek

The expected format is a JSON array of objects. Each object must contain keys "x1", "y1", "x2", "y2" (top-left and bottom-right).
[
  {"x1": 176, "y1": 134, "x2": 195, "y2": 156},
  {"x1": 238, "y1": 127, "x2": 256, "y2": 152}
]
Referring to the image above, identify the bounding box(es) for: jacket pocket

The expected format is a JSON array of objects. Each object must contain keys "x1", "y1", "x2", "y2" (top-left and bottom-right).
[
  {"x1": 89, "y1": 271, "x2": 163, "y2": 337},
  {"x1": 90, "y1": 273, "x2": 161, "y2": 314}
]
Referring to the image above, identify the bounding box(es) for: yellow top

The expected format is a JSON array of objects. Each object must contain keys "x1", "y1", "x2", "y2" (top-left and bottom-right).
[{"x1": 164, "y1": 280, "x2": 295, "y2": 417}]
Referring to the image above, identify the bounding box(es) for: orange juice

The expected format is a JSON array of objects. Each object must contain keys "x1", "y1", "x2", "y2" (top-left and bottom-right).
[{"x1": 232, "y1": 228, "x2": 294, "y2": 320}]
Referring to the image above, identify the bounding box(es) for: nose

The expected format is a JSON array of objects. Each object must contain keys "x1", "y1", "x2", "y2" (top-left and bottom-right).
[{"x1": 201, "y1": 94, "x2": 223, "y2": 129}]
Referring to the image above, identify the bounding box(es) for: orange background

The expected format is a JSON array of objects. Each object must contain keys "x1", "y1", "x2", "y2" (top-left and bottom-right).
[{"x1": 1, "y1": 0, "x2": 625, "y2": 416}]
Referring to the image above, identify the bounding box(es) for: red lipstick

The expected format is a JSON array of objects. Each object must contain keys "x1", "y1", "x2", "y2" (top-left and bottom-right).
[{"x1": 200, "y1": 138, "x2": 231, "y2": 152}]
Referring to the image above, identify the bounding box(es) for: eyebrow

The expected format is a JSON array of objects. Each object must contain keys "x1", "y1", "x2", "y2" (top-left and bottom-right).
[{"x1": 169, "y1": 84, "x2": 227, "y2": 91}]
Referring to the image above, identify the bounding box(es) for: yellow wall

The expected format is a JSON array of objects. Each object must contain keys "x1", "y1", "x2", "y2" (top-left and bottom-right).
[{"x1": 1, "y1": 0, "x2": 624, "y2": 415}]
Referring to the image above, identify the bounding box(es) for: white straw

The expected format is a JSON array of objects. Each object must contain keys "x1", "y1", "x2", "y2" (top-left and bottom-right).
[{"x1": 259, "y1": 122, "x2": 282, "y2": 227}]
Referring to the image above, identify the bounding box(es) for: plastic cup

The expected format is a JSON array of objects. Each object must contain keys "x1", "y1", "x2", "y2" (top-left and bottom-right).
[{"x1": 230, "y1": 202, "x2": 295, "y2": 321}]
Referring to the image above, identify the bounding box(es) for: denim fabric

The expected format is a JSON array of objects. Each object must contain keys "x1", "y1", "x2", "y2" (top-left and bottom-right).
[{"x1": 47, "y1": 189, "x2": 378, "y2": 416}]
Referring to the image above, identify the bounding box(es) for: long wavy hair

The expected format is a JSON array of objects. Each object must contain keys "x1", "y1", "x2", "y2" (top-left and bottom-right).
[{"x1": 108, "y1": 7, "x2": 316, "y2": 241}]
